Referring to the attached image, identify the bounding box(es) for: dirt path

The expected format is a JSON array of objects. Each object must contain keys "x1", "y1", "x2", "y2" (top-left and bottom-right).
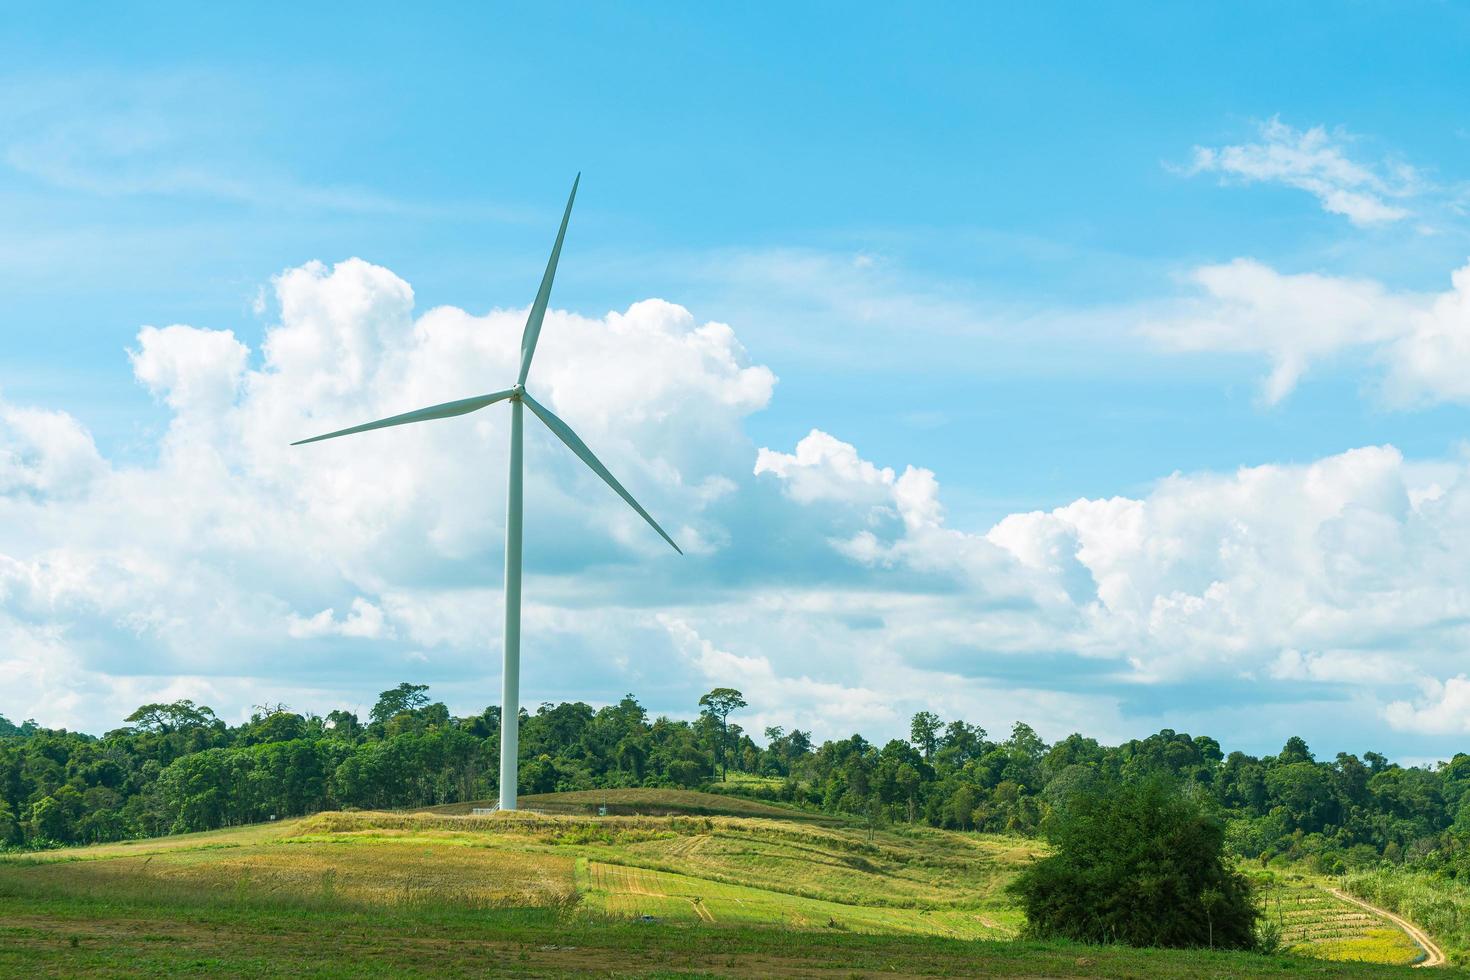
[{"x1": 1327, "y1": 886, "x2": 1446, "y2": 968}]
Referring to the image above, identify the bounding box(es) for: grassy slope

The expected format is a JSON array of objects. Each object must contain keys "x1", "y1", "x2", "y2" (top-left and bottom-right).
[{"x1": 0, "y1": 791, "x2": 1436, "y2": 977}]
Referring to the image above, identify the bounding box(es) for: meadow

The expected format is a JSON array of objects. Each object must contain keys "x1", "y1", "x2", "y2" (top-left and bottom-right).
[{"x1": 0, "y1": 790, "x2": 1447, "y2": 977}]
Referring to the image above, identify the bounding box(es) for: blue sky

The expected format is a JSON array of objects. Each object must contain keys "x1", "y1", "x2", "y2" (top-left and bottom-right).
[{"x1": 5, "y1": 3, "x2": 1470, "y2": 760}]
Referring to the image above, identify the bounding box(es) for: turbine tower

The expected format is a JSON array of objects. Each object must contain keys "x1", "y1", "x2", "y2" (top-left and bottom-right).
[{"x1": 292, "y1": 176, "x2": 681, "y2": 811}]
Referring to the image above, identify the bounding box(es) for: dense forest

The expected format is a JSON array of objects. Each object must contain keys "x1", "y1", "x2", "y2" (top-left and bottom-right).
[{"x1": 3, "y1": 684, "x2": 1468, "y2": 880}]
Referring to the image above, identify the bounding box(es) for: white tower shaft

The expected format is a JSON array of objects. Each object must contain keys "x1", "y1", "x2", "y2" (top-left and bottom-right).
[{"x1": 499, "y1": 395, "x2": 524, "y2": 811}]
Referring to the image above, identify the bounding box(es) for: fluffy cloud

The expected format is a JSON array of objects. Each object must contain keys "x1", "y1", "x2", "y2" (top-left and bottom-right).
[
  {"x1": 1386, "y1": 677, "x2": 1470, "y2": 735},
  {"x1": 1186, "y1": 117, "x2": 1422, "y2": 226},
  {"x1": 5, "y1": 256, "x2": 1470, "y2": 757},
  {"x1": 759, "y1": 429, "x2": 1470, "y2": 742},
  {"x1": 1144, "y1": 257, "x2": 1470, "y2": 405},
  {"x1": 0, "y1": 258, "x2": 779, "y2": 728},
  {"x1": 0, "y1": 404, "x2": 106, "y2": 499},
  {"x1": 288, "y1": 598, "x2": 391, "y2": 640},
  {"x1": 131, "y1": 324, "x2": 249, "y2": 414}
]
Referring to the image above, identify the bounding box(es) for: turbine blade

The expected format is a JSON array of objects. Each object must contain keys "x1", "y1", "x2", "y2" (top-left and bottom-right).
[
  {"x1": 291, "y1": 389, "x2": 514, "y2": 446},
  {"x1": 522, "y1": 392, "x2": 682, "y2": 554},
  {"x1": 517, "y1": 174, "x2": 579, "y2": 386}
]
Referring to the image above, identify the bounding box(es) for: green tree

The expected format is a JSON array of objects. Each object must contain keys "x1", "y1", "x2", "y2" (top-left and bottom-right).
[
  {"x1": 370, "y1": 683, "x2": 431, "y2": 726},
  {"x1": 697, "y1": 688, "x2": 747, "y2": 782},
  {"x1": 909, "y1": 711, "x2": 942, "y2": 762},
  {"x1": 0, "y1": 799, "x2": 17, "y2": 843},
  {"x1": 124, "y1": 700, "x2": 218, "y2": 734},
  {"x1": 325, "y1": 709, "x2": 362, "y2": 741},
  {"x1": 27, "y1": 786, "x2": 83, "y2": 843},
  {"x1": 1008, "y1": 776, "x2": 1256, "y2": 950}
]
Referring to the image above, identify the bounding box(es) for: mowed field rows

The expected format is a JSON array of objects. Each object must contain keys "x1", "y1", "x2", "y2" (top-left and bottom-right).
[
  {"x1": 581, "y1": 859, "x2": 1009, "y2": 938},
  {"x1": 1259, "y1": 874, "x2": 1425, "y2": 967}
]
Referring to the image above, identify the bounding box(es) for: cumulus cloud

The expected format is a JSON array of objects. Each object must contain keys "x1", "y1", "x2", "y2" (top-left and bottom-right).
[
  {"x1": 288, "y1": 598, "x2": 391, "y2": 640},
  {"x1": 759, "y1": 428, "x2": 1470, "y2": 741},
  {"x1": 1185, "y1": 117, "x2": 1422, "y2": 226},
  {"x1": 7, "y1": 255, "x2": 1470, "y2": 756},
  {"x1": 0, "y1": 404, "x2": 107, "y2": 499},
  {"x1": 0, "y1": 257, "x2": 778, "y2": 731},
  {"x1": 1143, "y1": 257, "x2": 1470, "y2": 405},
  {"x1": 131, "y1": 324, "x2": 249, "y2": 414},
  {"x1": 1386, "y1": 677, "x2": 1470, "y2": 735},
  {"x1": 1381, "y1": 681, "x2": 1470, "y2": 734}
]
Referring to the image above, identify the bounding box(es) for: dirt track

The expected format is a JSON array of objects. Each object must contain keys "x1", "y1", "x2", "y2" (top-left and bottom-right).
[{"x1": 1328, "y1": 887, "x2": 1446, "y2": 968}]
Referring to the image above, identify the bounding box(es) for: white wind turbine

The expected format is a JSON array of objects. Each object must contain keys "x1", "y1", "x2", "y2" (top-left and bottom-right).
[{"x1": 292, "y1": 176, "x2": 681, "y2": 811}]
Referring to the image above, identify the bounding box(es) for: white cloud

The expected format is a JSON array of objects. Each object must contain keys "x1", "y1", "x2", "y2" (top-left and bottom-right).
[
  {"x1": 288, "y1": 598, "x2": 390, "y2": 640},
  {"x1": 1386, "y1": 676, "x2": 1470, "y2": 735},
  {"x1": 1186, "y1": 117, "x2": 1422, "y2": 226},
  {"x1": 755, "y1": 430, "x2": 897, "y2": 507},
  {"x1": 1143, "y1": 257, "x2": 1470, "y2": 405},
  {"x1": 762, "y1": 430, "x2": 1470, "y2": 723},
  {"x1": 0, "y1": 258, "x2": 781, "y2": 733},
  {"x1": 0, "y1": 404, "x2": 106, "y2": 499},
  {"x1": 131, "y1": 324, "x2": 250, "y2": 415},
  {"x1": 8, "y1": 255, "x2": 1470, "y2": 756},
  {"x1": 661, "y1": 615, "x2": 898, "y2": 734},
  {"x1": 1267, "y1": 649, "x2": 1410, "y2": 686}
]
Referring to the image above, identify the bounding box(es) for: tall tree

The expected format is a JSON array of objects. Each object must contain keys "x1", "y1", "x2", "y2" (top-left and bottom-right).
[
  {"x1": 124, "y1": 700, "x2": 218, "y2": 734},
  {"x1": 698, "y1": 688, "x2": 747, "y2": 782},
  {"x1": 369, "y1": 683, "x2": 431, "y2": 726},
  {"x1": 910, "y1": 711, "x2": 942, "y2": 762}
]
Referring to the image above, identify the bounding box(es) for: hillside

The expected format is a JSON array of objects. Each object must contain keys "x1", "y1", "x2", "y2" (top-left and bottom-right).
[{"x1": 0, "y1": 792, "x2": 1439, "y2": 976}]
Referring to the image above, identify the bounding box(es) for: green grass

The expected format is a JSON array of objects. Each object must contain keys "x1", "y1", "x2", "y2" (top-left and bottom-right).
[
  {"x1": 705, "y1": 772, "x2": 788, "y2": 792},
  {"x1": 0, "y1": 800, "x2": 1445, "y2": 977},
  {"x1": 1255, "y1": 872, "x2": 1421, "y2": 966},
  {"x1": 0, "y1": 881, "x2": 1425, "y2": 978}
]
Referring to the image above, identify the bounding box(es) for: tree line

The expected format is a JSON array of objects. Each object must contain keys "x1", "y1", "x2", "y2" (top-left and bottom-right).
[{"x1": 2, "y1": 684, "x2": 1468, "y2": 883}]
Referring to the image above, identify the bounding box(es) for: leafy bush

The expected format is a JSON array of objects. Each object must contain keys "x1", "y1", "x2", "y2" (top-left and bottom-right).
[{"x1": 1008, "y1": 775, "x2": 1257, "y2": 949}]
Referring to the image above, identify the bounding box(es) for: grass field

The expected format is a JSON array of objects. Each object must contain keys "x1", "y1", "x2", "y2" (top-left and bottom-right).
[
  {"x1": 0, "y1": 790, "x2": 1446, "y2": 977},
  {"x1": 1256, "y1": 872, "x2": 1423, "y2": 966}
]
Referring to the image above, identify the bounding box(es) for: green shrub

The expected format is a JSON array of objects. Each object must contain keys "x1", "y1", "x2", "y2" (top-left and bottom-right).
[{"x1": 1008, "y1": 775, "x2": 1257, "y2": 950}]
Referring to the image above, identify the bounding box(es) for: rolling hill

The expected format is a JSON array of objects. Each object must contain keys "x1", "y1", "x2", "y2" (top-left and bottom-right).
[{"x1": 0, "y1": 790, "x2": 1436, "y2": 977}]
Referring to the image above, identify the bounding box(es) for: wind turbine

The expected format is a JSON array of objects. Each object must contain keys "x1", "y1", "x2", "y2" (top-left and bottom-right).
[{"x1": 291, "y1": 175, "x2": 681, "y2": 811}]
